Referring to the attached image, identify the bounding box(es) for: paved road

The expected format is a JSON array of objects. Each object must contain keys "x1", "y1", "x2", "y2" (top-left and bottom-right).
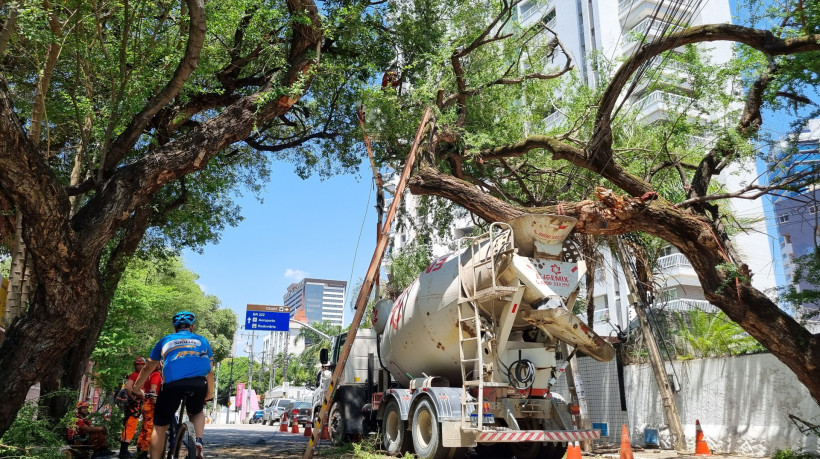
[
  {"x1": 200, "y1": 423, "x2": 766, "y2": 459},
  {"x1": 202, "y1": 422, "x2": 334, "y2": 458}
]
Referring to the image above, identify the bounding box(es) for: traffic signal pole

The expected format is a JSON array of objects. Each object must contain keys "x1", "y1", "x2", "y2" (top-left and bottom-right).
[{"x1": 302, "y1": 107, "x2": 431, "y2": 459}]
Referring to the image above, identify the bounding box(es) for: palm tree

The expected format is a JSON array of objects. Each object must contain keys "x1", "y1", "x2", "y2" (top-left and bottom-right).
[
  {"x1": 294, "y1": 321, "x2": 345, "y2": 374},
  {"x1": 673, "y1": 310, "x2": 763, "y2": 358}
]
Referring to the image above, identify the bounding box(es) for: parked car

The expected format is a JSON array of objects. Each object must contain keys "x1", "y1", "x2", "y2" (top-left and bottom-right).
[
  {"x1": 261, "y1": 398, "x2": 292, "y2": 425},
  {"x1": 250, "y1": 410, "x2": 264, "y2": 424},
  {"x1": 282, "y1": 401, "x2": 311, "y2": 428}
]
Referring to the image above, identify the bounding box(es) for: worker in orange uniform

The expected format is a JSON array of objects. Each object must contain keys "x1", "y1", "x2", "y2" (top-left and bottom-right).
[
  {"x1": 134, "y1": 363, "x2": 162, "y2": 459},
  {"x1": 118, "y1": 356, "x2": 147, "y2": 458}
]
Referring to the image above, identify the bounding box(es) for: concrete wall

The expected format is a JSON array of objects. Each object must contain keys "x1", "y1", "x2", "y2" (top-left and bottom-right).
[{"x1": 625, "y1": 353, "x2": 820, "y2": 456}]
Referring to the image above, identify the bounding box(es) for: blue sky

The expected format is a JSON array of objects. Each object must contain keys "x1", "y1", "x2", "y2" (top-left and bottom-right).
[{"x1": 183, "y1": 161, "x2": 378, "y2": 355}]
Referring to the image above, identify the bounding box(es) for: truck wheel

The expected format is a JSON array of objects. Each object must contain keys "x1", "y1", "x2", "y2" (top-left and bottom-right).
[
  {"x1": 411, "y1": 398, "x2": 450, "y2": 459},
  {"x1": 329, "y1": 402, "x2": 348, "y2": 446},
  {"x1": 382, "y1": 399, "x2": 411, "y2": 455}
]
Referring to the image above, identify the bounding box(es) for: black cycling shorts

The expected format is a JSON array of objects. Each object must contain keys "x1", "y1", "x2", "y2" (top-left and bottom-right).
[{"x1": 154, "y1": 376, "x2": 208, "y2": 427}]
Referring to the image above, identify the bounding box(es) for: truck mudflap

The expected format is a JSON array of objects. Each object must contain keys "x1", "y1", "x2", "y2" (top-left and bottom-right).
[
  {"x1": 409, "y1": 386, "x2": 463, "y2": 421},
  {"x1": 380, "y1": 389, "x2": 413, "y2": 420},
  {"x1": 477, "y1": 429, "x2": 601, "y2": 443}
]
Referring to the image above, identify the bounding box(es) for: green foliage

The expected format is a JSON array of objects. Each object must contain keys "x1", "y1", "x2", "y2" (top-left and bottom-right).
[
  {"x1": 773, "y1": 448, "x2": 820, "y2": 459},
  {"x1": 92, "y1": 256, "x2": 237, "y2": 391},
  {"x1": 387, "y1": 240, "x2": 432, "y2": 297},
  {"x1": 781, "y1": 250, "x2": 820, "y2": 320},
  {"x1": 295, "y1": 321, "x2": 345, "y2": 370},
  {"x1": 673, "y1": 310, "x2": 765, "y2": 358},
  {"x1": 0, "y1": 390, "x2": 86, "y2": 458},
  {"x1": 215, "y1": 357, "x2": 265, "y2": 405}
]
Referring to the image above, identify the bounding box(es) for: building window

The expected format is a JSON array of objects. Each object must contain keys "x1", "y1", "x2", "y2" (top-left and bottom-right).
[
  {"x1": 784, "y1": 233, "x2": 791, "y2": 243},
  {"x1": 779, "y1": 214, "x2": 789, "y2": 223},
  {"x1": 659, "y1": 246, "x2": 674, "y2": 257},
  {"x1": 811, "y1": 205, "x2": 818, "y2": 214}
]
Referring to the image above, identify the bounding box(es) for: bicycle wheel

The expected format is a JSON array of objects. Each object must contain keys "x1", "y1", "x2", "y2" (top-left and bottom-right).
[{"x1": 172, "y1": 420, "x2": 198, "y2": 459}]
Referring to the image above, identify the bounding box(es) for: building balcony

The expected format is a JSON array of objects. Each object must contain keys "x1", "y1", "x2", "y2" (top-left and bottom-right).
[
  {"x1": 654, "y1": 253, "x2": 700, "y2": 287},
  {"x1": 621, "y1": 17, "x2": 682, "y2": 56},
  {"x1": 543, "y1": 110, "x2": 566, "y2": 131},
  {"x1": 654, "y1": 298, "x2": 718, "y2": 313},
  {"x1": 518, "y1": 0, "x2": 553, "y2": 26},
  {"x1": 630, "y1": 57, "x2": 693, "y2": 94},
  {"x1": 633, "y1": 90, "x2": 702, "y2": 124},
  {"x1": 618, "y1": 0, "x2": 697, "y2": 30}
]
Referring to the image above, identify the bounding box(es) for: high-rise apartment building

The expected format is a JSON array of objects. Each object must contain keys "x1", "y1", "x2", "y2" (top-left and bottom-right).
[{"x1": 767, "y1": 119, "x2": 820, "y2": 313}]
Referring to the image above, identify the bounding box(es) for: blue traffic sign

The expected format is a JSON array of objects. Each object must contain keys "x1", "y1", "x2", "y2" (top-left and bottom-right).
[{"x1": 245, "y1": 310, "x2": 290, "y2": 331}]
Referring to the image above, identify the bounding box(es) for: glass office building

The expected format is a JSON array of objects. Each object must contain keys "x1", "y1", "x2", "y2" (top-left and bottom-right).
[{"x1": 283, "y1": 278, "x2": 346, "y2": 327}]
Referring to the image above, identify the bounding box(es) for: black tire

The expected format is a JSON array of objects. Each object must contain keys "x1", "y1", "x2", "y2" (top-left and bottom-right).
[
  {"x1": 507, "y1": 441, "x2": 568, "y2": 459},
  {"x1": 173, "y1": 420, "x2": 197, "y2": 459},
  {"x1": 410, "y1": 398, "x2": 451, "y2": 459},
  {"x1": 328, "y1": 402, "x2": 347, "y2": 446},
  {"x1": 382, "y1": 399, "x2": 411, "y2": 455}
]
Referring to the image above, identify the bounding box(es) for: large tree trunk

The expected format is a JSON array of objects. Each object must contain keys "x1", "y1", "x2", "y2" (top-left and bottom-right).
[
  {"x1": 0, "y1": 268, "x2": 103, "y2": 432},
  {"x1": 39, "y1": 321, "x2": 108, "y2": 425}
]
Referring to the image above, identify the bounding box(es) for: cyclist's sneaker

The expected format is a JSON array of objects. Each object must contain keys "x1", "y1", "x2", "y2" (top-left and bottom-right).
[{"x1": 195, "y1": 439, "x2": 203, "y2": 459}]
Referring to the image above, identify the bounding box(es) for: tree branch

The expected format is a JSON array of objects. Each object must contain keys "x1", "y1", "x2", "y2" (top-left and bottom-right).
[
  {"x1": 101, "y1": 0, "x2": 207, "y2": 176},
  {"x1": 590, "y1": 24, "x2": 820, "y2": 165}
]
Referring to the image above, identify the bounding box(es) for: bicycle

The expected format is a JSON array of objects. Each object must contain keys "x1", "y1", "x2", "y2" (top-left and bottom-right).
[{"x1": 161, "y1": 390, "x2": 198, "y2": 459}]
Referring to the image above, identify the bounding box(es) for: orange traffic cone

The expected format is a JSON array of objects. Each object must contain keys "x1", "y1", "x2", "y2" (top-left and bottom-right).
[
  {"x1": 320, "y1": 424, "x2": 331, "y2": 440},
  {"x1": 694, "y1": 420, "x2": 712, "y2": 456},
  {"x1": 304, "y1": 422, "x2": 313, "y2": 437},
  {"x1": 291, "y1": 420, "x2": 300, "y2": 434},
  {"x1": 566, "y1": 442, "x2": 582, "y2": 459},
  {"x1": 278, "y1": 414, "x2": 288, "y2": 432},
  {"x1": 620, "y1": 425, "x2": 634, "y2": 459}
]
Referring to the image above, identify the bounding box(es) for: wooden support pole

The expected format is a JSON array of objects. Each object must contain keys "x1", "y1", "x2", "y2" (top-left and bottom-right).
[{"x1": 614, "y1": 239, "x2": 686, "y2": 452}]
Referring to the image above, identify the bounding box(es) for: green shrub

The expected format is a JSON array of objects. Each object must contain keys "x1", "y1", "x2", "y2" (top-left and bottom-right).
[{"x1": 773, "y1": 448, "x2": 820, "y2": 459}]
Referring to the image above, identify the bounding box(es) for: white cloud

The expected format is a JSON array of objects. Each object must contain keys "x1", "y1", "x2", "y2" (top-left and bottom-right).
[{"x1": 284, "y1": 269, "x2": 307, "y2": 281}]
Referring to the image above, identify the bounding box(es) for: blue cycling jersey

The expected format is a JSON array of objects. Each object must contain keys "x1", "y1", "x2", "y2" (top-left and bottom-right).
[{"x1": 149, "y1": 330, "x2": 213, "y2": 384}]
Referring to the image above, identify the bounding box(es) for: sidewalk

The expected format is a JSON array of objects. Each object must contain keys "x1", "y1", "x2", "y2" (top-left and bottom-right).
[{"x1": 596, "y1": 448, "x2": 763, "y2": 459}]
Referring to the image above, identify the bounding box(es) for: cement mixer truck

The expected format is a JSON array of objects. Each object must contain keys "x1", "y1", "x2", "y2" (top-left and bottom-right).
[{"x1": 315, "y1": 215, "x2": 615, "y2": 459}]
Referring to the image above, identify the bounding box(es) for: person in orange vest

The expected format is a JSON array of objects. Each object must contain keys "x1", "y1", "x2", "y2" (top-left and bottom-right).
[
  {"x1": 118, "y1": 356, "x2": 148, "y2": 458},
  {"x1": 133, "y1": 363, "x2": 162, "y2": 459},
  {"x1": 68, "y1": 401, "x2": 114, "y2": 458}
]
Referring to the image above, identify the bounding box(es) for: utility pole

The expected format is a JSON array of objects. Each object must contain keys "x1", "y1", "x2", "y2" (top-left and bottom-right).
[
  {"x1": 302, "y1": 106, "x2": 430, "y2": 459},
  {"x1": 614, "y1": 239, "x2": 686, "y2": 451},
  {"x1": 247, "y1": 329, "x2": 255, "y2": 414},
  {"x1": 259, "y1": 348, "x2": 266, "y2": 393},
  {"x1": 282, "y1": 330, "x2": 290, "y2": 384},
  {"x1": 227, "y1": 355, "x2": 235, "y2": 424}
]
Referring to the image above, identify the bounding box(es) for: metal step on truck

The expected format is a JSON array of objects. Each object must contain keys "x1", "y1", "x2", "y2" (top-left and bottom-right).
[{"x1": 314, "y1": 214, "x2": 616, "y2": 459}]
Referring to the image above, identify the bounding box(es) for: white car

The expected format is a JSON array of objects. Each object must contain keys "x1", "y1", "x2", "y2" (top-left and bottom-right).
[{"x1": 261, "y1": 398, "x2": 292, "y2": 425}]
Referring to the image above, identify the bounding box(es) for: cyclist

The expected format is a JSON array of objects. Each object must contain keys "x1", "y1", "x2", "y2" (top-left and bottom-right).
[
  {"x1": 131, "y1": 311, "x2": 213, "y2": 459},
  {"x1": 118, "y1": 356, "x2": 148, "y2": 458}
]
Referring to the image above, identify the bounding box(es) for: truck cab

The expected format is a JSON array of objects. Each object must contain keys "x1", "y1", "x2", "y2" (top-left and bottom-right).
[{"x1": 314, "y1": 328, "x2": 380, "y2": 444}]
